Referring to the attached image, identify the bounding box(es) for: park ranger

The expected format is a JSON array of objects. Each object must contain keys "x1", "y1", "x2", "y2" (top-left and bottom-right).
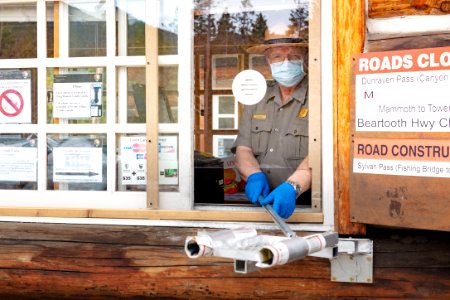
[{"x1": 232, "y1": 23, "x2": 311, "y2": 219}]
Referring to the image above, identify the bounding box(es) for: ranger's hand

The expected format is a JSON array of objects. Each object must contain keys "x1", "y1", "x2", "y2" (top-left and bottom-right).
[
  {"x1": 259, "y1": 182, "x2": 296, "y2": 218},
  {"x1": 245, "y1": 172, "x2": 270, "y2": 204}
]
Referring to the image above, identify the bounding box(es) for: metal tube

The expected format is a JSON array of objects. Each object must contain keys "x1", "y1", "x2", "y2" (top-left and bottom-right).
[{"x1": 263, "y1": 204, "x2": 296, "y2": 238}]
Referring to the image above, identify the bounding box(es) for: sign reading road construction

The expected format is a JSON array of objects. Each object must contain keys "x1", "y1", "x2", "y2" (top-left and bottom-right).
[
  {"x1": 355, "y1": 47, "x2": 450, "y2": 132},
  {"x1": 350, "y1": 46, "x2": 450, "y2": 231},
  {"x1": 353, "y1": 138, "x2": 450, "y2": 178},
  {"x1": 0, "y1": 70, "x2": 32, "y2": 124}
]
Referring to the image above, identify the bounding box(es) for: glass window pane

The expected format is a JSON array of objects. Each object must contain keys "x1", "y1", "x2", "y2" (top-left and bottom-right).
[
  {"x1": 68, "y1": 1, "x2": 106, "y2": 57},
  {"x1": 159, "y1": 1, "x2": 178, "y2": 55},
  {"x1": 0, "y1": 133, "x2": 37, "y2": 190},
  {"x1": 47, "y1": 68, "x2": 106, "y2": 124},
  {"x1": 119, "y1": 66, "x2": 178, "y2": 124},
  {"x1": 123, "y1": 67, "x2": 146, "y2": 123},
  {"x1": 116, "y1": 0, "x2": 178, "y2": 56},
  {"x1": 250, "y1": 54, "x2": 272, "y2": 79},
  {"x1": 212, "y1": 55, "x2": 239, "y2": 90},
  {"x1": 47, "y1": 134, "x2": 106, "y2": 191},
  {"x1": 218, "y1": 95, "x2": 234, "y2": 114},
  {"x1": 118, "y1": 0, "x2": 146, "y2": 56},
  {"x1": 193, "y1": 1, "x2": 310, "y2": 205},
  {"x1": 213, "y1": 135, "x2": 237, "y2": 158},
  {"x1": 159, "y1": 66, "x2": 178, "y2": 123},
  {"x1": 0, "y1": 3, "x2": 37, "y2": 59},
  {"x1": 218, "y1": 118, "x2": 234, "y2": 129},
  {"x1": 46, "y1": 2, "x2": 55, "y2": 58}
]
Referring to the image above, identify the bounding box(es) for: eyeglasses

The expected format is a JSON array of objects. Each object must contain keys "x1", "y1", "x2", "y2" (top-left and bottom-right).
[{"x1": 267, "y1": 53, "x2": 304, "y2": 66}]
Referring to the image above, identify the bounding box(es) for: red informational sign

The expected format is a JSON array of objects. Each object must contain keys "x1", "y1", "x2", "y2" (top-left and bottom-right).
[{"x1": 0, "y1": 89, "x2": 24, "y2": 117}]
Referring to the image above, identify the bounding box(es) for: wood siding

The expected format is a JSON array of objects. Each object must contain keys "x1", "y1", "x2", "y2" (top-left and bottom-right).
[{"x1": 0, "y1": 222, "x2": 448, "y2": 299}]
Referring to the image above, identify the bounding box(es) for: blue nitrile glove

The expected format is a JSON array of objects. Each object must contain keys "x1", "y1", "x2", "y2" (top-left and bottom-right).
[
  {"x1": 259, "y1": 182, "x2": 296, "y2": 218},
  {"x1": 245, "y1": 172, "x2": 270, "y2": 204}
]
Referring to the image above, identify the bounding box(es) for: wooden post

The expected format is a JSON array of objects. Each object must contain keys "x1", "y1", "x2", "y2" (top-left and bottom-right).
[
  {"x1": 334, "y1": 0, "x2": 366, "y2": 234},
  {"x1": 145, "y1": 1, "x2": 159, "y2": 208}
]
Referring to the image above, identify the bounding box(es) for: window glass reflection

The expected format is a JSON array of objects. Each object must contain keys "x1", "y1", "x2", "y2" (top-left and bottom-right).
[
  {"x1": 122, "y1": 66, "x2": 178, "y2": 124},
  {"x1": 69, "y1": 1, "x2": 106, "y2": 57},
  {"x1": 115, "y1": 0, "x2": 178, "y2": 56},
  {"x1": 0, "y1": 3, "x2": 37, "y2": 59},
  {"x1": 193, "y1": 0, "x2": 309, "y2": 204}
]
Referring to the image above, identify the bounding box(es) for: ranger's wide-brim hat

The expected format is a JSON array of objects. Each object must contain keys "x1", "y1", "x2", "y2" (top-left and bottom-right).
[{"x1": 247, "y1": 24, "x2": 308, "y2": 54}]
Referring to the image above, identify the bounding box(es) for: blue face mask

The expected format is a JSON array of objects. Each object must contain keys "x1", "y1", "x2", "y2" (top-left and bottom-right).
[{"x1": 270, "y1": 60, "x2": 305, "y2": 87}]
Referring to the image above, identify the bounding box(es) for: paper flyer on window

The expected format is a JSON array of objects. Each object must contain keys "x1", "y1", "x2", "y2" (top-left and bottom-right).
[
  {"x1": 158, "y1": 135, "x2": 178, "y2": 185},
  {"x1": 0, "y1": 147, "x2": 37, "y2": 181},
  {"x1": 0, "y1": 70, "x2": 32, "y2": 124},
  {"x1": 53, "y1": 74, "x2": 103, "y2": 119},
  {"x1": 120, "y1": 136, "x2": 147, "y2": 185},
  {"x1": 119, "y1": 135, "x2": 179, "y2": 185},
  {"x1": 53, "y1": 147, "x2": 103, "y2": 183}
]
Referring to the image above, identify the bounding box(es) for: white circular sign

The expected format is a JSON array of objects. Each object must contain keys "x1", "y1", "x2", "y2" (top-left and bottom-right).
[{"x1": 232, "y1": 70, "x2": 267, "y2": 105}]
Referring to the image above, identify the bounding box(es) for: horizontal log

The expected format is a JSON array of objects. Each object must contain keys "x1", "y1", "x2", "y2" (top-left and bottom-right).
[
  {"x1": 0, "y1": 270, "x2": 448, "y2": 299},
  {"x1": 369, "y1": 0, "x2": 450, "y2": 18},
  {"x1": 0, "y1": 223, "x2": 448, "y2": 299}
]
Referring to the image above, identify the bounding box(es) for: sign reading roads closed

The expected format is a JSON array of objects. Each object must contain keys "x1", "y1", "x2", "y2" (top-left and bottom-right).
[{"x1": 353, "y1": 46, "x2": 450, "y2": 178}]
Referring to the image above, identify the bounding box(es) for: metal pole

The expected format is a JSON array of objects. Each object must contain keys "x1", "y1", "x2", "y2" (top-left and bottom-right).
[{"x1": 259, "y1": 196, "x2": 296, "y2": 238}]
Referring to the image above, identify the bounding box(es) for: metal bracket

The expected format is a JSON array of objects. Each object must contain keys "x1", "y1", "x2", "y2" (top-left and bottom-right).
[{"x1": 330, "y1": 238, "x2": 373, "y2": 284}]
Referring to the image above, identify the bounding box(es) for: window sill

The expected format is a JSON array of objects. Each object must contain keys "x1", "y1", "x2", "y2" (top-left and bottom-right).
[{"x1": 0, "y1": 206, "x2": 323, "y2": 223}]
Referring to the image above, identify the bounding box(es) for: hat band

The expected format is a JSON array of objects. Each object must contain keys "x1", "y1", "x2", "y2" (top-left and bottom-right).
[{"x1": 264, "y1": 38, "x2": 302, "y2": 45}]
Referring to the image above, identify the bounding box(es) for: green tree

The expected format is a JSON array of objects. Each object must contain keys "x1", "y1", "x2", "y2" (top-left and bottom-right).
[
  {"x1": 216, "y1": 11, "x2": 236, "y2": 37},
  {"x1": 289, "y1": 6, "x2": 309, "y2": 42},
  {"x1": 250, "y1": 12, "x2": 268, "y2": 44},
  {"x1": 233, "y1": 0, "x2": 255, "y2": 42}
]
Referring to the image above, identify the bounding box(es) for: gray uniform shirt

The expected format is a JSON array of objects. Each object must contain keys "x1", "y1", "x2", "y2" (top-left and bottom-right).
[{"x1": 232, "y1": 77, "x2": 308, "y2": 189}]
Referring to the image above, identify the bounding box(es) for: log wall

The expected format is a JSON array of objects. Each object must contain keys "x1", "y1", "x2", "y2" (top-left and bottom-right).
[{"x1": 0, "y1": 222, "x2": 448, "y2": 299}]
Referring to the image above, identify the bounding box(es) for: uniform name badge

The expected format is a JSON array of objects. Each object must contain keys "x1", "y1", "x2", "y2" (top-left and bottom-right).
[{"x1": 253, "y1": 114, "x2": 267, "y2": 120}]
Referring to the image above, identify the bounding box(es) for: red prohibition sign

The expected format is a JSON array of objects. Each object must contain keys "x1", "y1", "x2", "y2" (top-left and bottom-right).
[{"x1": 0, "y1": 89, "x2": 24, "y2": 117}]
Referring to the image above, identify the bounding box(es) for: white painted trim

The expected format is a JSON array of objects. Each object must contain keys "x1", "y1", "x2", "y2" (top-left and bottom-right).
[
  {"x1": 367, "y1": 15, "x2": 450, "y2": 40},
  {"x1": 170, "y1": 0, "x2": 194, "y2": 210},
  {"x1": 321, "y1": 0, "x2": 334, "y2": 229},
  {"x1": 116, "y1": 1, "x2": 128, "y2": 57},
  {"x1": 212, "y1": 95, "x2": 238, "y2": 130},
  {"x1": 0, "y1": 216, "x2": 333, "y2": 232},
  {"x1": 0, "y1": 56, "x2": 146, "y2": 68}
]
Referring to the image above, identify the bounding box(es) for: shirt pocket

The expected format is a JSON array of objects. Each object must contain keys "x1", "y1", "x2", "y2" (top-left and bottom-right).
[
  {"x1": 251, "y1": 120, "x2": 272, "y2": 156},
  {"x1": 284, "y1": 119, "x2": 308, "y2": 160}
]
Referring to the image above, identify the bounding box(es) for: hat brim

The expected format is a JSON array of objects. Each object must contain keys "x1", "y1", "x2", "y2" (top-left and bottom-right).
[{"x1": 247, "y1": 42, "x2": 308, "y2": 54}]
